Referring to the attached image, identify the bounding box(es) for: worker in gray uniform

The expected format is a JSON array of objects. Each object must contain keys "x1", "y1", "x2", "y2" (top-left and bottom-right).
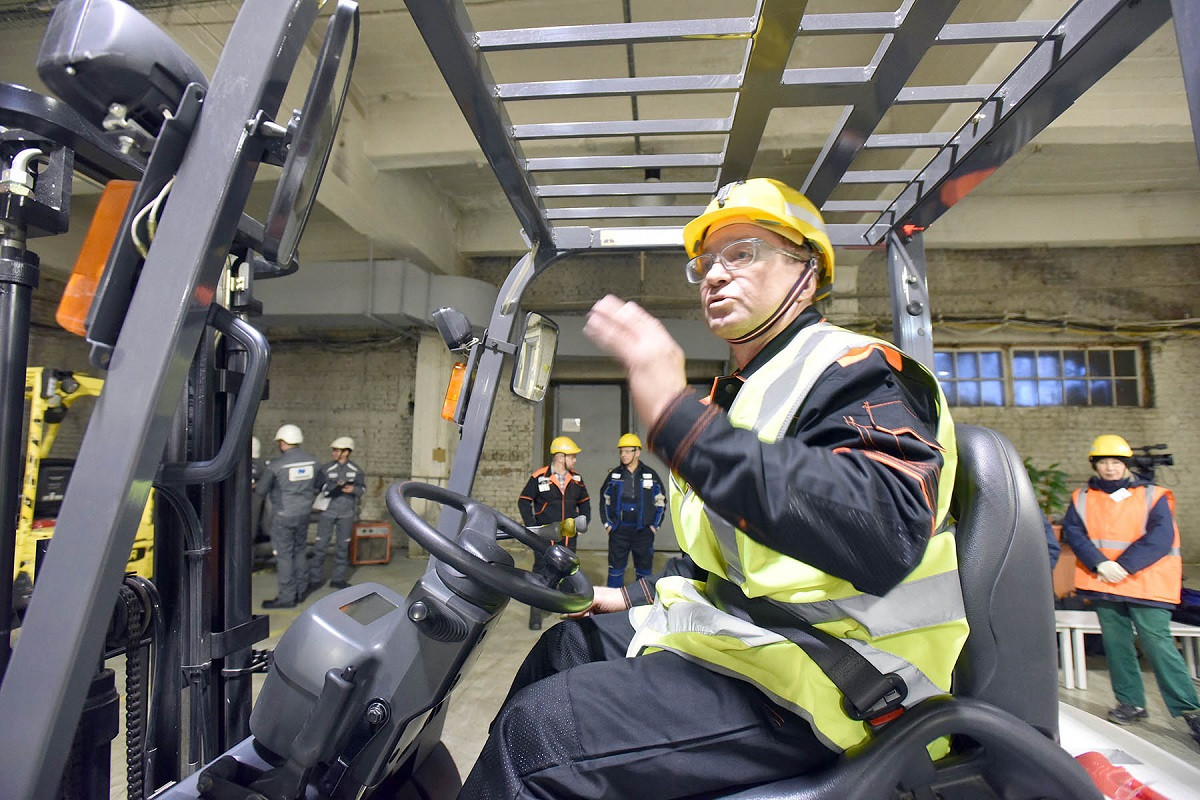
[
  {"x1": 256, "y1": 424, "x2": 317, "y2": 609},
  {"x1": 309, "y1": 435, "x2": 366, "y2": 591}
]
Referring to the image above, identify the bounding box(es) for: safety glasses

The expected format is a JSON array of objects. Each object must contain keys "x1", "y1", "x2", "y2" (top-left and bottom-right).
[{"x1": 684, "y1": 237, "x2": 804, "y2": 284}]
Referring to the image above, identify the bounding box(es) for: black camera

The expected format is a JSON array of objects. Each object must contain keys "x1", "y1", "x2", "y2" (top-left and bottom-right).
[{"x1": 1129, "y1": 443, "x2": 1173, "y2": 483}]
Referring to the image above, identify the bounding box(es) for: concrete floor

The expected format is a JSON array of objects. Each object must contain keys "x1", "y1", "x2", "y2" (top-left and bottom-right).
[{"x1": 102, "y1": 542, "x2": 1200, "y2": 796}]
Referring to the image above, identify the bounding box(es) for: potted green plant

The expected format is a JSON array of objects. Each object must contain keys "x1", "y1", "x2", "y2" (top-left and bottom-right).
[{"x1": 1023, "y1": 458, "x2": 1071, "y2": 523}]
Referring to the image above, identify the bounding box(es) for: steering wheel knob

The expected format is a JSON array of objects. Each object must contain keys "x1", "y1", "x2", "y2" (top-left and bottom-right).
[{"x1": 543, "y1": 544, "x2": 580, "y2": 581}]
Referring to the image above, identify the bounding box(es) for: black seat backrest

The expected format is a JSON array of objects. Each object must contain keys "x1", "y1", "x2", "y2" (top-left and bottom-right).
[{"x1": 949, "y1": 424, "x2": 1058, "y2": 738}]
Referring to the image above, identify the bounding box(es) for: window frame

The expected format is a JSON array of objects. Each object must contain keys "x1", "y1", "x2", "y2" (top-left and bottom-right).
[{"x1": 933, "y1": 345, "x2": 1145, "y2": 408}]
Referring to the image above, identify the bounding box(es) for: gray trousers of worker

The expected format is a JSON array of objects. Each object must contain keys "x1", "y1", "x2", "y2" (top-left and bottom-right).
[
  {"x1": 269, "y1": 512, "x2": 310, "y2": 603},
  {"x1": 310, "y1": 509, "x2": 354, "y2": 585},
  {"x1": 460, "y1": 609, "x2": 834, "y2": 799}
]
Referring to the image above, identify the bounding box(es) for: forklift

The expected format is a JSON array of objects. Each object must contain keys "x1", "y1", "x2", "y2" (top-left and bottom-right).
[
  {"x1": 12, "y1": 366, "x2": 154, "y2": 617},
  {"x1": 0, "y1": 0, "x2": 1197, "y2": 799}
]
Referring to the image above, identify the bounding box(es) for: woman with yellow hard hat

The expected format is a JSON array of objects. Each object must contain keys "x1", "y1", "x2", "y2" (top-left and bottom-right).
[{"x1": 1060, "y1": 434, "x2": 1200, "y2": 743}]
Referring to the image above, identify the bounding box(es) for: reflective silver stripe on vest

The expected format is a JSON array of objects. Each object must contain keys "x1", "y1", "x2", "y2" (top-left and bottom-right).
[
  {"x1": 1090, "y1": 539, "x2": 1180, "y2": 557},
  {"x1": 1075, "y1": 485, "x2": 1164, "y2": 555},
  {"x1": 756, "y1": 324, "x2": 846, "y2": 436},
  {"x1": 706, "y1": 508, "x2": 746, "y2": 585},
  {"x1": 755, "y1": 570, "x2": 967, "y2": 639}
]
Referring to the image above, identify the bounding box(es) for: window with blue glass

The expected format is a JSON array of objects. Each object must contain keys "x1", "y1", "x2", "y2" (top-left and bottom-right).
[
  {"x1": 1011, "y1": 347, "x2": 1141, "y2": 407},
  {"x1": 933, "y1": 347, "x2": 1142, "y2": 407},
  {"x1": 934, "y1": 350, "x2": 1005, "y2": 407}
]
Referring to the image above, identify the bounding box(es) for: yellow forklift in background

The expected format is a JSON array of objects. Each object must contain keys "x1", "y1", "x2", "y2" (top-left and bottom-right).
[{"x1": 11, "y1": 367, "x2": 154, "y2": 616}]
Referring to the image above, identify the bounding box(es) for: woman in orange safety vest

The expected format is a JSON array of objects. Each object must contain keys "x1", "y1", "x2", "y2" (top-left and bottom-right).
[{"x1": 1060, "y1": 434, "x2": 1200, "y2": 745}]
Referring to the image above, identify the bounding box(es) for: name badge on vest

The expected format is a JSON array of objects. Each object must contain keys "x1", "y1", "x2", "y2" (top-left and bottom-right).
[
  {"x1": 1109, "y1": 488, "x2": 1132, "y2": 502},
  {"x1": 537, "y1": 477, "x2": 551, "y2": 492},
  {"x1": 289, "y1": 464, "x2": 314, "y2": 482},
  {"x1": 611, "y1": 473, "x2": 622, "y2": 480},
  {"x1": 642, "y1": 476, "x2": 654, "y2": 489}
]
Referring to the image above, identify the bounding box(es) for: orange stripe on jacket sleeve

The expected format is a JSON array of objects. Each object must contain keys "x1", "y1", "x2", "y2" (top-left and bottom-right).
[{"x1": 837, "y1": 343, "x2": 903, "y2": 372}]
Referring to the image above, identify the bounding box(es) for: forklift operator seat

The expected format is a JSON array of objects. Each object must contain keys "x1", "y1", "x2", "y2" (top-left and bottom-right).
[{"x1": 720, "y1": 424, "x2": 1099, "y2": 799}]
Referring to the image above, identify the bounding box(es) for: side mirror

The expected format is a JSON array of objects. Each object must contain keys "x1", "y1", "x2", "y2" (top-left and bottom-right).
[
  {"x1": 261, "y1": 0, "x2": 359, "y2": 267},
  {"x1": 36, "y1": 0, "x2": 209, "y2": 137},
  {"x1": 511, "y1": 313, "x2": 558, "y2": 403}
]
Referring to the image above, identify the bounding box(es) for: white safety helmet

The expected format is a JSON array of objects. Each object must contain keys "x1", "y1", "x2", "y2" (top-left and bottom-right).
[
  {"x1": 275, "y1": 424, "x2": 303, "y2": 445},
  {"x1": 330, "y1": 436, "x2": 355, "y2": 451},
  {"x1": 251, "y1": 436, "x2": 261, "y2": 459}
]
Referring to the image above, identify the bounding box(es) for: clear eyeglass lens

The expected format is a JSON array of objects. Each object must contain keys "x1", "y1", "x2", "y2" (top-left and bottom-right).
[{"x1": 685, "y1": 238, "x2": 766, "y2": 284}]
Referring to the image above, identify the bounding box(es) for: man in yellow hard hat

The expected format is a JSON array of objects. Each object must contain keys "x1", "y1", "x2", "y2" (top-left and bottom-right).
[
  {"x1": 599, "y1": 433, "x2": 665, "y2": 588},
  {"x1": 517, "y1": 435, "x2": 591, "y2": 629},
  {"x1": 462, "y1": 178, "x2": 963, "y2": 799},
  {"x1": 1061, "y1": 435, "x2": 1200, "y2": 743}
]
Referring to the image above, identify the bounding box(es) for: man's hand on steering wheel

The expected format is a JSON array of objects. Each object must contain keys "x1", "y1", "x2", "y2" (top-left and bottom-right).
[{"x1": 563, "y1": 586, "x2": 631, "y2": 618}]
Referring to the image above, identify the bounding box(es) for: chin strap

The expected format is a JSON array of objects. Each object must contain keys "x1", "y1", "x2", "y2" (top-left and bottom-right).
[{"x1": 726, "y1": 261, "x2": 817, "y2": 346}]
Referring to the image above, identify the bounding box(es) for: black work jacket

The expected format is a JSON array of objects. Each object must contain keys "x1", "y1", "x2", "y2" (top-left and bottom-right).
[
  {"x1": 623, "y1": 308, "x2": 944, "y2": 607},
  {"x1": 518, "y1": 467, "x2": 591, "y2": 527}
]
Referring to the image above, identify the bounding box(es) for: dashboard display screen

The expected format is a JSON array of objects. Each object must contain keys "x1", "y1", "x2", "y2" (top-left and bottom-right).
[{"x1": 340, "y1": 592, "x2": 397, "y2": 626}]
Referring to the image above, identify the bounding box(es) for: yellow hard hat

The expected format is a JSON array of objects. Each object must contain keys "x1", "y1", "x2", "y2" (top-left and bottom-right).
[
  {"x1": 1089, "y1": 434, "x2": 1133, "y2": 460},
  {"x1": 550, "y1": 435, "x2": 581, "y2": 455},
  {"x1": 683, "y1": 178, "x2": 836, "y2": 301},
  {"x1": 617, "y1": 433, "x2": 642, "y2": 449}
]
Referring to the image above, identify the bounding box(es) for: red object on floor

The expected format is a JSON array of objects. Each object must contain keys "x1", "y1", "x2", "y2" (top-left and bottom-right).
[{"x1": 1075, "y1": 751, "x2": 1172, "y2": 800}]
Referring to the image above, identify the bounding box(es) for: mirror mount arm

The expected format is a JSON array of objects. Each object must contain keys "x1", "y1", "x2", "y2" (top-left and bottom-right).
[{"x1": 482, "y1": 334, "x2": 517, "y2": 356}]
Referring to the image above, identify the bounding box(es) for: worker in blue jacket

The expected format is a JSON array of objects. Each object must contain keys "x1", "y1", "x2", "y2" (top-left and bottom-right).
[{"x1": 600, "y1": 433, "x2": 665, "y2": 587}]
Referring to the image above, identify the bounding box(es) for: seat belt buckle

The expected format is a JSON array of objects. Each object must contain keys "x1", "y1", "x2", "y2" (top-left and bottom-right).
[{"x1": 843, "y1": 672, "x2": 908, "y2": 726}]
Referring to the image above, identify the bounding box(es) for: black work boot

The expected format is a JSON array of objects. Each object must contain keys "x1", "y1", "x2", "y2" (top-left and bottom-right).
[
  {"x1": 528, "y1": 607, "x2": 542, "y2": 630},
  {"x1": 1106, "y1": 704, "x2": 1148, "y2": 725},
  {"x1": 1182, "y1": 709, "x2": 1200, "y2": 746}
]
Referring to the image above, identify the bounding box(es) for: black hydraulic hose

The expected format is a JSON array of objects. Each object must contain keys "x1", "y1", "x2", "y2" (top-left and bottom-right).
[
  {"x1": 0, "y1": 243, "x2": 38, "y2": 679},
  {"x1": 125, "y1": 636, "x2": 148, "y2": 800},
  {"x1": 152, "y1": 483, "x2": 217, "y2": 769},
  {"x1": 140, "y1": 578, "x2": 166, "y2": 795}
]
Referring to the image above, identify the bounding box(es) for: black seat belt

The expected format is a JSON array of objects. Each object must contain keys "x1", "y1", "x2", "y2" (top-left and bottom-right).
[{"x1": 711, "y1": 578, "x2": 908, "y2": 725}]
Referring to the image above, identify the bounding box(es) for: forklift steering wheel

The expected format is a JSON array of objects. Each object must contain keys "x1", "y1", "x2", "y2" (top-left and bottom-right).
[{"x1": 386, "y1": 480, "x2": 594, "y2": 614}]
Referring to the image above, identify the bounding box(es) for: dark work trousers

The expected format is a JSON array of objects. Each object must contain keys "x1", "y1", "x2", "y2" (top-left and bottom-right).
[
  {"x1": 606, "y1": 524, "x2": 655, "y2": 587},
  {"x1": 461, "y1": 610, "x2": 835, "y2": 799},
  {"x1": 528, "y1": 536, "x2": 577, "y2": 629}
]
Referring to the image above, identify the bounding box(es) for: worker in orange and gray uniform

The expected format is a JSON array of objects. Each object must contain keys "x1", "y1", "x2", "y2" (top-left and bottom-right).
[
  {"x1": 462, "y1": 178, "x2": 965, "y2": 799},
  {"x1": 518, "y1": 435, "x2": 591, "y2": 630},
  {"x1": 600, "y1": 433, "x2": 665, "y2": 587},
  {"x1": 1060, "y1": 434, "x2": 1200, "y2": 744}
]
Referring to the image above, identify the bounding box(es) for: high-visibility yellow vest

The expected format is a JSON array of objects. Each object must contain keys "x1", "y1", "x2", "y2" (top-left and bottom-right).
[
  {"x1": 1071, "y1": 484, "x2": 1181, "y2": 605},
  {"x1": 628, "y1": 322, "x2": 967, "y2": 754}
]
